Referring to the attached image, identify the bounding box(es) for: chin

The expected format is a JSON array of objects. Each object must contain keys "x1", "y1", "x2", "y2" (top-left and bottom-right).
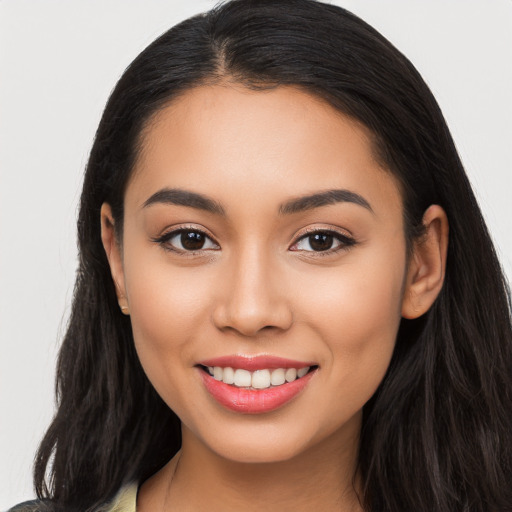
[
  {"x1": 211, "y1": 437, "x2": 309, "y2": 464},
  {"x1": 186, "y1": 418, "x2": 317, "y2": 464}
]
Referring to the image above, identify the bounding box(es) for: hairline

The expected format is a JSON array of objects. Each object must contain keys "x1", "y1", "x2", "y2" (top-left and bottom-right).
[{"x1": 117, "y1": 78, "x2": 414, "y2": 252}]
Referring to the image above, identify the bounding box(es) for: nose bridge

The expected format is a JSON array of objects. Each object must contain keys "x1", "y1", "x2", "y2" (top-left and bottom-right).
[{"x1": 213, "y1": 241, "x2": 292, "y2": 336}]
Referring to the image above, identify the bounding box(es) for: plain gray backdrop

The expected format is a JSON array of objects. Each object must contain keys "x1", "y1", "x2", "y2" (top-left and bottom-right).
[{"x1": 1, "y1": 0, "x2": 511, "y2": 507}]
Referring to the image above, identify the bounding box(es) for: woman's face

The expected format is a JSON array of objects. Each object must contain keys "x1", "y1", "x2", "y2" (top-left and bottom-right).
[{"x1": 106, "y1": 84, "x2": 410, "y2": 463}]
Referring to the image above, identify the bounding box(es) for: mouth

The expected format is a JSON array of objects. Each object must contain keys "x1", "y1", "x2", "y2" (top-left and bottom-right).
[
  {"x1": 199, "y1": 364, "x2": 317, "y2": 390},
  {"x1": 196, "y1": 356, "x2": 319, "y2": 414}
]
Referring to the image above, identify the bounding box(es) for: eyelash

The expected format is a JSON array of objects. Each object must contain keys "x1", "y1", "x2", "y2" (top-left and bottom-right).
[
  {"x1": 152, "y1": 225, "x2": 220, "y2": 255},
  {"x1": 290, "y1": 228, "x2": 357, "y2": 256},
  {"x1": 152, "y1": 226, "x2": 356, "y2": 256}
]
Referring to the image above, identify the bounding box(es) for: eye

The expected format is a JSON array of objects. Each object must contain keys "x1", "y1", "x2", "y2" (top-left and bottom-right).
[
  {"x1": 290, "y1": 230, "x2": 355, "y2": 253},
  {"x1": 154, "y1": 228, "x2": 219, "y2": 253}
]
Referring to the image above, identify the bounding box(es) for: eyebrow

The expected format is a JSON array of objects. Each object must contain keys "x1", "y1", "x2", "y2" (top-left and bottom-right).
[
  {"x1": 142, "y1": 187, "x2": 373, "y2": 216},
  {"x1": 278, "y1": 189, "x2": 373, "y2": 215},
  {"x1": 142, "y1": 188, "x2": 226, "y2": 215}
]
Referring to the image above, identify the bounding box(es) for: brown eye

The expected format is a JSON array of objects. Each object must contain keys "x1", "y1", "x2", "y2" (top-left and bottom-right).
[
  {"x1": 291, "y1": 230, "x2": 355, "y2": 253},
  {"x1": 156, "y1": 228, "x2": 219, "y2": 253},
  {"x1": 181, "y1": 230, "x2": 207, "y2": 250},
  {"x1": 308, "y1": 233, "x2": 334, "y2": 251}
]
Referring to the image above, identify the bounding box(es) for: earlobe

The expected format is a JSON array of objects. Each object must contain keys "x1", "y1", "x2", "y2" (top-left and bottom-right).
[
  {"x1": 401, "y1": 205, "x2": 449, "y2": 319},
  {"x1": 100, "y1": 203, "x2": 129, "y2": 314}
]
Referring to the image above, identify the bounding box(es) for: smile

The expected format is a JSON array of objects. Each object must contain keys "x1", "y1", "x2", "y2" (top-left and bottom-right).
[
  {"x1": 205, "y1": 366, "x2": 311, "y2": 389},
  {"x1": 197, "y1": 356, "x2": 318, "y2": 414}
]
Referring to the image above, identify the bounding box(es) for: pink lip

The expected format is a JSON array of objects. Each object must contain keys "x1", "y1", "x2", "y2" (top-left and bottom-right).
[
  {"x1": 198, "y1": 367, "x2": 317, "y2": 414},
  {"x1": 198, "y1": 355, "x2": 316, "y2": 371}
]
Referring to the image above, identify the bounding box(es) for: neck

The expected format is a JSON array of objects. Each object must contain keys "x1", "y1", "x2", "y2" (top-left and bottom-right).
[{"x1": 138, "y1": 415, "x2": 363, "y2": 512}]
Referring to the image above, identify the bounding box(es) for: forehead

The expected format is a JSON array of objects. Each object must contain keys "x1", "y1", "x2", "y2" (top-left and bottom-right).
[{"x1": 127, "y1": 84, "x2": 402, "y2": 220}]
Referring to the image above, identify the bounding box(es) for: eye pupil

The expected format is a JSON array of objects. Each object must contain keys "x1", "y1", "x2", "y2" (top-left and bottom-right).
[
  {"x1": 181, "y1": 231, "x2": 205, "y2": 250},
  {"x1": 309, "y1": 233, "x2": 333, "y2": 251}
]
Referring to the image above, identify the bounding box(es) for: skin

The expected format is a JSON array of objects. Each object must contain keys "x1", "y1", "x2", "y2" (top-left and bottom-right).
[{"x1": 101, "y1": 84, "x2": 448, "y2": 511}]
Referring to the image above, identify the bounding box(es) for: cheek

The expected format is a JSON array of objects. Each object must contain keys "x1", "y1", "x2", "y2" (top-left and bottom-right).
[
  {"x1": 128, "y1": 267, "x2": 208, "y2": 346},
  {"x1": 296, "y1": 247, "x2": 406, "y2": 409},
  {"x1": 121, "y1": 246, "x2": 214, "y2": 398}
]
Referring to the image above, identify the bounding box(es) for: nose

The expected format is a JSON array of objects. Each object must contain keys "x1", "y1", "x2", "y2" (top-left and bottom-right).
[{"x1": 212, "y1": 248, "x2": 293, "y2": 337}]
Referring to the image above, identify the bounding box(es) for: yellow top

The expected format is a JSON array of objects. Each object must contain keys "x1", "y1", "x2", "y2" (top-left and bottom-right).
[
  {"x1": 8, "y1": 483, "x2": 138, "y2": 512},
  {"x1": 106, "y1": 482, "x2": 138, "y2": 512}
]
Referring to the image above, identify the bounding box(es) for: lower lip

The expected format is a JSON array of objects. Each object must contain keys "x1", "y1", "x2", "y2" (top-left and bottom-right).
[{"x1": 199, "y1": 369, "x2": 316, "y2": 414}]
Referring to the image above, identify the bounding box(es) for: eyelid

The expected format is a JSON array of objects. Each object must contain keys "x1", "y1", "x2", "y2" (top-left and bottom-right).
[
  {"x1": 151, "y1": 224, "x2": 220, "y2": 254},
  {"x1": 289, "y1": 225, "x2": 356, "y2": 254},
  {"x1": 151, "y1": 223, "x2": 355, "y2": 256},
  {"x1": 291, "y1": 224, "x2": 354, "y2": 242}
]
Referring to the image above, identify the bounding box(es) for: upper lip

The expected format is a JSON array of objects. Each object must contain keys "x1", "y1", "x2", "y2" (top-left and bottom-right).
[{"x1": 197, "y1": 355, "x2": 317, "y2": 371}]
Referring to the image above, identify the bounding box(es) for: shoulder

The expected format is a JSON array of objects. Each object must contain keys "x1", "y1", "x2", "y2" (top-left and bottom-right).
[
  {"x1": 7, "y1": 482, "x2": 137, "y2": 512},
  {"x1": 7, "y1": 500, "x2": 49, "y2": 512},
  {"x1": 106, "y1": 481, "x2": 138, "y2": 512}
]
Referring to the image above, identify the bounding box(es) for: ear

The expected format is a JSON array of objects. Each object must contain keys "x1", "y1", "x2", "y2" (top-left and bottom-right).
[
  {"x1": 100, "y1": 203, "x2": 130, "y2": 315},
  {"x1": 401, "y1": 205, "x2": 449, "y2": 319}
]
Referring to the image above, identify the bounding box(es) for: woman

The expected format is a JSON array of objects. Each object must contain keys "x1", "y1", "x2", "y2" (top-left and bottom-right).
[{"x1": 9, "y1": 0, "x2": 512, "y2": 510}]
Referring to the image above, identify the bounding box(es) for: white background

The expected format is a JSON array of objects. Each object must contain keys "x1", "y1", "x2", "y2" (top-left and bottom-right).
[{"x1": 1, "y1": 0, "x2": 511, "y2": 507}]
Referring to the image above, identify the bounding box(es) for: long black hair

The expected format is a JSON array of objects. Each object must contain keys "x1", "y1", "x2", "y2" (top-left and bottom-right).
[{"x1": 34, "y1": 1, "x2": 512, "y2": 510}]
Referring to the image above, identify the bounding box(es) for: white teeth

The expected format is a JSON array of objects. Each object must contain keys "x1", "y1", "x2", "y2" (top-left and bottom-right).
[
  {"x1": 234, "y1": 369, "x2": 252, "y2": 387},
  {"x1": 297, "y1": 367, "x2": 309, "y2": 378},
  {"x1": 252, "y1": 369, "x2": 271, "y2": 389},
  {"x1": 270, "y1": 368, "x2": 286, "y2": 386},
  {"x1": 285, "y1": 368, "x2": 297, "y2": 382},
  {"x1": 206, "y1": 365, "x2": 311, "y2": 389},
  {"x1": 223, "y1": 366, "x2": 235, "y2": 384}
]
